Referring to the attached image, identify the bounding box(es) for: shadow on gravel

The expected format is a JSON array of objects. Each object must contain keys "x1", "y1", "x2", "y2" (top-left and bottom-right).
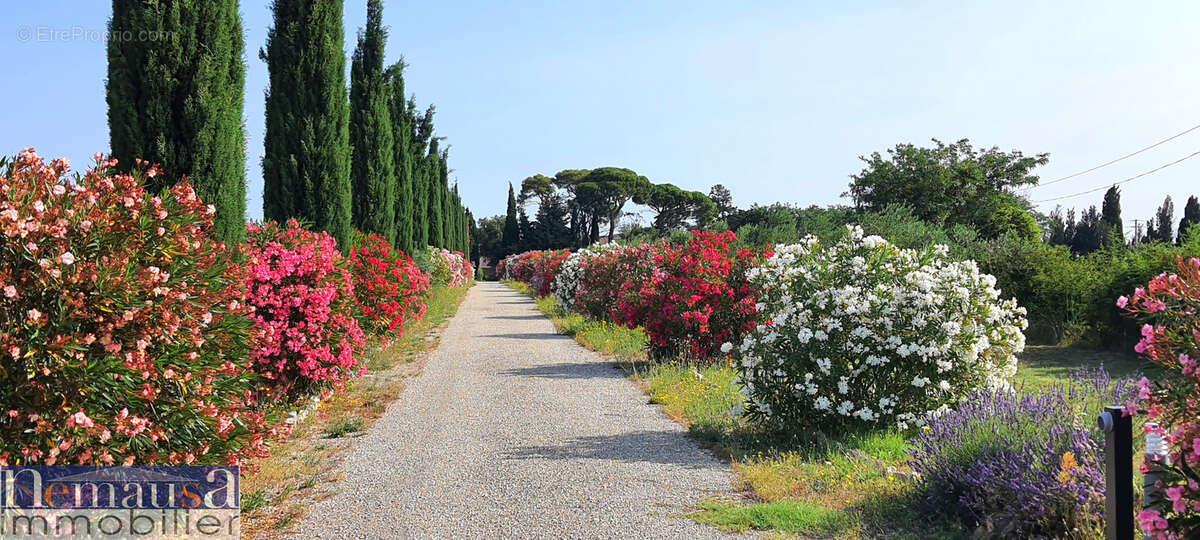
[
  {"x1": 483, "y1": 332, "x2": 570, "y2": 340},
  {"x1": 502, "y1": 430, "x2": 719, "y2": 469},
  {"x1": 493, "y1": 301, "x2": 532, "y2": 305},
  {"x1": 500, "y1": 362, "x2": 626, "y2": 380},
  {"x1": 485, "y1": 314, "x2": 547, "y2": 321}
]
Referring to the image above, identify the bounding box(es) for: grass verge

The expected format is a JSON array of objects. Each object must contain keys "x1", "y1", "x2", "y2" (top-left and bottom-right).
[{"x1": 240, "y1": 283, "x2": 473, "y2": 538}]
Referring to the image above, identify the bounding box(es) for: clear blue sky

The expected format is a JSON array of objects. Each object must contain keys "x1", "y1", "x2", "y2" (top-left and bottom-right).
[{"x1": 3, "y1": 1, "x2": 1198, "y2": 234}]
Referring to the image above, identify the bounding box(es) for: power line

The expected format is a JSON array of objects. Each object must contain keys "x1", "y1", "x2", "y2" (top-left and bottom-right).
[
  {"x1": 1026, "y1": 121, "x2": 1200, "y2": 190},
  {"x1": 1031, "y1": 149, "x2": 1200, "y2": 204}
]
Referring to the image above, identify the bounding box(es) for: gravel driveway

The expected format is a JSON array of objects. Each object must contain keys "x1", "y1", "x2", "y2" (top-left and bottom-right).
[{"x1": 293, "y1": 282, "x2": 738, "y2": 539}]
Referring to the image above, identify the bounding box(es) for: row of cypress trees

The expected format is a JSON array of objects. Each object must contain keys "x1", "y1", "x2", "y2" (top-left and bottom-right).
[{"x1": 106, "y1": 0, "x2": 471, "y2": 258}]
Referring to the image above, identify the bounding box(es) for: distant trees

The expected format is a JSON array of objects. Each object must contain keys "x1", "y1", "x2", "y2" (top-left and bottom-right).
[
  {"x1": 1181, "y1": 196, "x2": 1200, "y2": 243},
  {"x1": 1147, "y1": 196, "x2": 1176, "y2": 243},
  {"x1": 709, "y1": 184, "x2": 735, "y2": 221},
  {"x1": 107, "y1": 0, "x2": 246, "y2": 244},
  {"x1": 501, "y1": 167, "x2": 716, "y2": 251},
  {"x1": 845, "y1": 139, "x2": 1047, "y2": 238}
]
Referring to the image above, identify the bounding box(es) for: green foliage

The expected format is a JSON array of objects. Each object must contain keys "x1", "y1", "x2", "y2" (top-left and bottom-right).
[
  {"x1": 385, "y1": 61, "x2": 414, "y2": 254},
  {"x1": 410, "y1": 106, "x2": 434, "y2": 249},
  {"x1": 426, "y1": 144, "x2": 445, "y2": 247},
  {"x1": 349, "y1": 0, "x2": 395, "y2": 244},
  {"x1": 844, "y1": 138, "x2": 1046, "y2": 237},
  {"x1": 1180, "y1": 196, "x2": 1200, "y2": 244},
  {"x1": 262, "y1": 0, "x2": 353, "y2": 250},
  {"x1": 503, "y1": 182, "x2": 521, "y2": 254},
  {"x1": 632, "y1": 182, "x2": 716, "y2": 231},
  {"x1": 107, "y1": 0, "x2": 247, "y2": 244}
]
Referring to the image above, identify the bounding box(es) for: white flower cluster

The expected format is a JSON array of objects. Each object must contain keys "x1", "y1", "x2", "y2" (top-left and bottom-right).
[
  {"x1": 727, "y1": 225, "x2": 1027, "y2": 431},
  {"x1": 550, "y1": 242, "x2": 621, "y2": 310}
]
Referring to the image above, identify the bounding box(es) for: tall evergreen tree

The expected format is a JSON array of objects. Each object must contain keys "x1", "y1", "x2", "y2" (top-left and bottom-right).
[
  {"x1": 425, "y1": 140, "x2": 444, "y2": 248},
  {"x1": 1180, "y1": 195, "x2": 1200, "y2": 243},
  {"x1": 410, "y1": 106, "x2": 434, "y2": 248},
  {"x1": 439, "y1": 148, "x2": 452, "y2": 248},
  {"x1": 1100, "y1": 186, "x2": 1121, "y2": 231},
  {"x1": 107, "y1": 0, "x2": 247, "y2": 244},
  {"x1": 385, "y1": 61, "x2": 414, "y2": 254},
  {"x1": 1153, "y1": 195, "x2": 1175, "y2": 242},
  {"x1": 262, "y1": 0, "x2": 352, "y2": 249},
  {"x1": 503, "y1": 183, "x2": 520, "y2": 254},
  {"x1": 349, "y1": 0, "x2": 395, "y2": 243}
]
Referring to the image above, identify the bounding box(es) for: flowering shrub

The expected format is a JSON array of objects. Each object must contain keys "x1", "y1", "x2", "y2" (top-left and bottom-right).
[
  {"x1": 727, "y1": 226, "x2": 1028, "y2": 431},
  {"x1": 349, "y1": 233, "x2": 431, "y2": 340},
  {"x1": 911, "y1": 369, "x2": 1136, "y2": 537},
  {"x1": 528, "y1": 249, "x2": 571, "y2": 297},
  {"x1": 427, "y1": 247, "x2": 472, "y2": 287},
  {"x1": 552, "y1": 242, "x2": 622, "y2": 309},
  {"x1": 246, "y1": 220, "x2": 365, "y2": 399},
  {"x1": 1121, "y1": 257, "x2": 1200, "y2": 537},
  {"x1": 573, "y1": 244, "x2": 663, "y2": 321},
  {"x1": 615, "y1": 231, "x2": 762, "y2": 361},
  {"x1": 0, "y1": 149, "x2": 271, "y2": 466}
]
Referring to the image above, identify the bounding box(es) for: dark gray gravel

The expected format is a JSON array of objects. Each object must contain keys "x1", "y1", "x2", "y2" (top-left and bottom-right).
[{"x1": 293, "y1": 282, "x2": 738, "y2": 539}]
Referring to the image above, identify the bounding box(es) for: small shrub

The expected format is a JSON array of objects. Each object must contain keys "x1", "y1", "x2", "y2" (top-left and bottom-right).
[
  {"x1": 1122, "y1": 257, "x2": 1200, "y2": 537},
  {"x1": 349, "y1": 233, "x2": 431, "y2": 339},
  {"x1": 910, "y1": 369, "x2": 1136, "y2": 537},
  {"x1": 727, "y1": 226, "x2": 1028, "y2": 432},
  {"x1": 0, "y1": 149, "x2": 270, "y2": 466},
  {"x1": 246, "y1": 219, "x2": 365, "y2": 400},
  {"x1": 427, "y1": 247, "x2": 473, "y2": 287}
]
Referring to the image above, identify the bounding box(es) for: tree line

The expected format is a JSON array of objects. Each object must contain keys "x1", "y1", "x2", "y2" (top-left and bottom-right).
[
  {"x1": 472, "y1": 168, "x2": 717, "y2": 260},
  {"x1": 106, "y1": 0, "x2": 471, "y2": 257}
]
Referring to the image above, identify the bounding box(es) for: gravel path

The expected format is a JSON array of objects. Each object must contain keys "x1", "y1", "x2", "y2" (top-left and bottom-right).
[{"x1": 294, "y1": 282, "x2": 738, "y2": 539}]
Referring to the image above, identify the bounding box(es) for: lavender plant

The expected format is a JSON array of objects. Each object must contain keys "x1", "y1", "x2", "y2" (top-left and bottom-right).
[{"x1": 909, "y1": 369, "x2": 1138, "y2": 538}]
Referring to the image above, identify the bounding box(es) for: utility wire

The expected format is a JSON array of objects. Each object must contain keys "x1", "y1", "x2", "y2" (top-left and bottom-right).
[
  {"x1": 1026, "y1": 121, "x2": 1200, "y2": 190},
  {"x1": 1032, "y1": 149, "x2": 1200, "y2": 203}
]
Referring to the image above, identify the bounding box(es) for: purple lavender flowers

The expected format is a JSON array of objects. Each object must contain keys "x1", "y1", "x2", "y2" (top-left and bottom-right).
[{"x1": 910, "y1": 369, "x2": 1137, "y2": 537}]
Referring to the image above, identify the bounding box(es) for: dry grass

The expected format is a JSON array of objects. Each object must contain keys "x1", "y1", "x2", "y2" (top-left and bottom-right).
[{"x1": 240, "y1": 284, "x2": 472, "y2": 538}]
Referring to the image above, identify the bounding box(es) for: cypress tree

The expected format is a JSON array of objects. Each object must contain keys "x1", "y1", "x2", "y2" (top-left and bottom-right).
[
  {"x1": 1154, "y1": 196, "x2": 1175, "y2": 242},
  {"x1": 262, "y1": 0, "x2": 352, "y2": 249},
  {"x1": 385, "y1": 61, "x2": 414, "y2": 254},
  {"x1": 1180, "y1": 195, "x2": 1200, "y2": 243},
  {"x1": 410, "y1": 106, "x2": 434, "y2": 248},
  {"x1": 426, "y1": 142, "x2": 445, "y2": 248},
  {"x1": 1101, "y1": 186, "x2": 1121, "y2": 230},
  {"x1": 503, "y1": 182, "x2": 520, "y2": 254},
  {"x1": 349, "y1": 0, "x2": 395, "y2": 243},
  {"x1": 107, "y1": 0, "x2": 246, "y2": 244},
  {"x1": 439, "y1": 148, "x2": 452, "y2": 249}
]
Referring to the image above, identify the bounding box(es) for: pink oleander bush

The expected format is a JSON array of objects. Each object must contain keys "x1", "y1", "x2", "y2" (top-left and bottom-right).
[
  {"x1": 0, "y1": 149, "x2": 272, "y2": 466},
  {"x1": 246, "y1": 219, "x2": 365, "y2": 400},
  {"x1": 574, "y1": 244, "x2": 663, "y2": 320},
  {"x1": 350, "y1": 232, "x2": 431, "y2": 341},
  {"x1": 428, "y1": 247, "x2": 473, "y2": 287},
  {"x1": 1121, "y1": 257, "x2": 1200, "y2": 538},
  {"x1": 528, "y1": 249, "x2": 571, "y2": 297},
  {"x1": 614, "y1": 231, "x2": 762, "y2": 361}
]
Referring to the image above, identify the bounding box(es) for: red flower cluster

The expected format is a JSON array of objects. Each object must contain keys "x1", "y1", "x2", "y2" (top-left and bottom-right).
[
  {"x1": 0, "y1": 149, "x2": 272, "y2": 466},
  {"x1": 614, "y1": 231, "x2": 762, "y2": 361},
  {"x1": 246, "y1": 220, "x2": 366, "y2": 400},
  {"x1": 350, "y1": 233, "x2": 431, "y2": 340},
  {"x1": 500, "y1": 250, "x2": 570, "y2": 296}
]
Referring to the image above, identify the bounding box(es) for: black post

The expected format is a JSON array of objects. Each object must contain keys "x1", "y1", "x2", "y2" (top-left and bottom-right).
[{"x1": 1099, "y1": 405, "x2": 1134, "y2": 540}]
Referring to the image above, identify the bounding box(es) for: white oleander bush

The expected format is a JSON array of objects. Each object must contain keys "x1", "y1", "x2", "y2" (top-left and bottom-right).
[
  {"x1": 551, "y1": 242, "x2": 621, "y2": 310},
  {"x1": 726, "y1": 225, "x2": 1028, "y2": 432}
]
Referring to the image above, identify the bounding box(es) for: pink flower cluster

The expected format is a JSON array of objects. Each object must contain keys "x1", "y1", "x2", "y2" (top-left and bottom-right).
[
  {"x1": 246, "y1": 220, "x2": 366, "y2": 398},
  {"x1": 0, "y1": 149, "x2": 272, "y2": 467},
  {"x1": 1122, "y1": 257, "x2": 1200, "y2": 537},
  {"x1": 430, "y1": 247, "x2": 473, "y2": 287}
]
